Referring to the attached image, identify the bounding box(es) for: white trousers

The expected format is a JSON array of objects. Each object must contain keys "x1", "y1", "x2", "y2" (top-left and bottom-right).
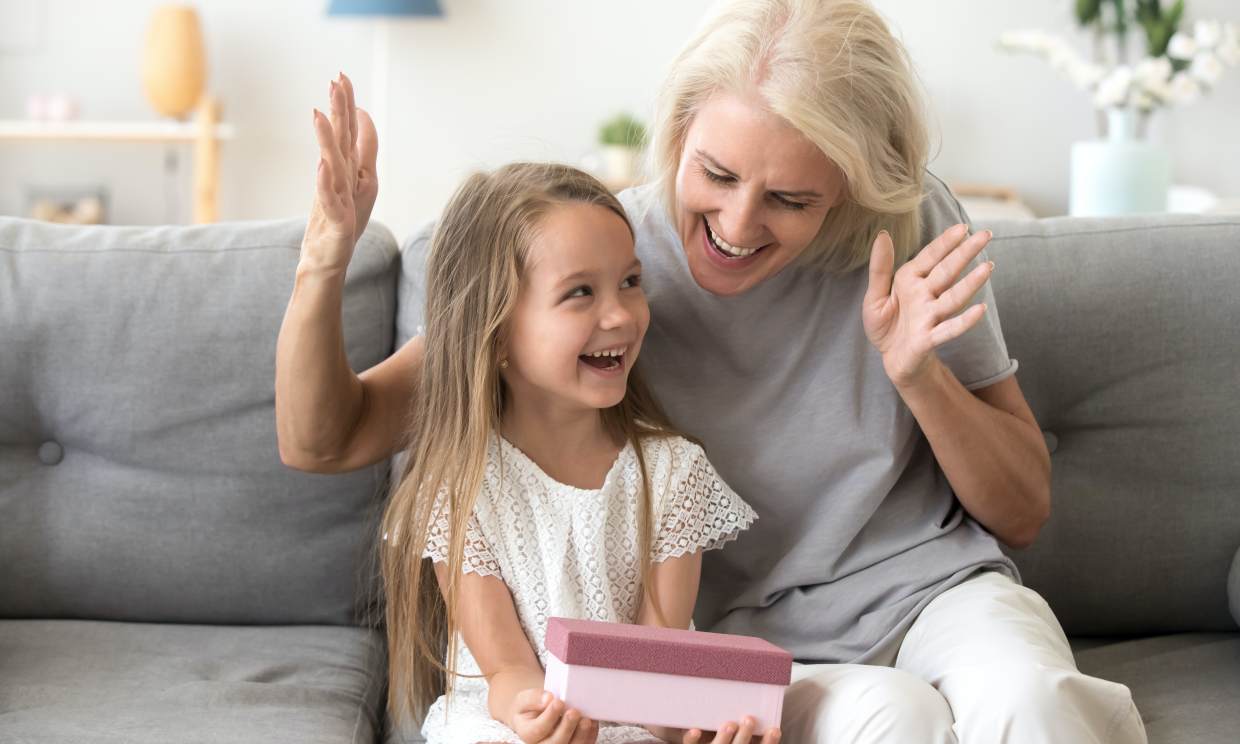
[{"x1": 780, "y1": 572, "x2": 1147, "y2": 744}]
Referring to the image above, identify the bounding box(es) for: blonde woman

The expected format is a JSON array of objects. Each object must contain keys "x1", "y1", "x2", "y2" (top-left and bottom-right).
[{"x1": 278, "y1": 2, "x2": 1147, "y2": 743}]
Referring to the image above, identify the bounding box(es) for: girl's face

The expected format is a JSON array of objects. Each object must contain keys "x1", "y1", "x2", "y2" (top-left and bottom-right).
[
  {"x1": 674, "y1": 90, "x2": 847, "y2": 296},
  {"x1": 502, "y1": 202, "x2": 648, "y2": 415}
]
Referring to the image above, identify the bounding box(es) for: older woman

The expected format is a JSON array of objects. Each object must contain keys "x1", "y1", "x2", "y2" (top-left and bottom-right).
[{"x1": 277, "y1": 1, "x2": 1146, "y2": 742}]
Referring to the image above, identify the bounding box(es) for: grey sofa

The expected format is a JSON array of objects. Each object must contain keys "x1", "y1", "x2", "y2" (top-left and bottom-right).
[{"x1": 1, "y1": 212, "x2": 1238, "y2": 744}]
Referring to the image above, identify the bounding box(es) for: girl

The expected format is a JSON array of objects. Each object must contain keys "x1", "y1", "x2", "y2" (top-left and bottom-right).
[
  {"x1": 384, "y1": 161, "x2": 767, "y2": 744},
  {"x1": 291, "y1": 71, "x2": 776, "y2": 744}
]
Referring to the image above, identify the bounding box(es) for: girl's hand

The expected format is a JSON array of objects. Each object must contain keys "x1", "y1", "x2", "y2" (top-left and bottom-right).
[
  {"x1": 509, "y1": 689, "x2": 598, "y2": 744},
  {"x1": 303, "y1": 71, "x2": 379, "y2": 273},
  {"x1": 649, "y1": 717, "x2": 781, "y2": 744},
  {"x1": 862, "y1": 224, "x2": 996, "y2": 389}
]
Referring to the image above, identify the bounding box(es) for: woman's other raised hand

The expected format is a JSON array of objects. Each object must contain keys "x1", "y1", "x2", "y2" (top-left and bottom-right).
[{"x1": 303, "y1": 72, "x2": 379, "y2": 274}]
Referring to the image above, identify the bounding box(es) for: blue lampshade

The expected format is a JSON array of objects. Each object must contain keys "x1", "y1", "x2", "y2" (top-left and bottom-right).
[{"x1": 327, "y1": 0, "x2": 441, "y2": 16}]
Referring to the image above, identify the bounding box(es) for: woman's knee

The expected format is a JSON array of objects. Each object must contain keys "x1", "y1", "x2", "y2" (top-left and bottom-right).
[
  {"x1": 784, "y1": 665, "x2": 955, "y2": 744},
  {"x1": 946, "y1": 663, "x2": 1144, "y2": 744}
]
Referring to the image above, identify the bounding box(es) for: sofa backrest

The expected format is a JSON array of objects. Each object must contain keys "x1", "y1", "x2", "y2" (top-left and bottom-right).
[
  {"x1": 985, "y1": 214, "x2": 1240, "y2": 636},
  {"x1": 0, "y1": 217, "x2": 398, "y2": 625}
]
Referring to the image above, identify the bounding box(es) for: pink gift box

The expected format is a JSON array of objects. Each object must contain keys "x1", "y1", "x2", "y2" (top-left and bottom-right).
[{"x1": 543, "y1": 617, "x2": 792, "y2": 735}]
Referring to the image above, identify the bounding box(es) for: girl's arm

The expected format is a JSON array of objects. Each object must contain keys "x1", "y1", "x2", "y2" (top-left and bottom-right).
[
  {"x1": 636, "y1": 551, "x2": 703, "y2": 629},
  {"x1": 431, "y1": 562, "x2": 596, "y2": 742}
]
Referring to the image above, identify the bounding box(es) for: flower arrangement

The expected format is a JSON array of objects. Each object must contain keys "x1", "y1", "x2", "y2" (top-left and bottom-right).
[{"x1": 999, "y1": 0, "x2": 1239, "y2": 119}]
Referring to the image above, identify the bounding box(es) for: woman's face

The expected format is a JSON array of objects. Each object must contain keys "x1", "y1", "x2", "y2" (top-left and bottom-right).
[{"x1": 674, "y1": 90, "x2": 846, "y2": 296}]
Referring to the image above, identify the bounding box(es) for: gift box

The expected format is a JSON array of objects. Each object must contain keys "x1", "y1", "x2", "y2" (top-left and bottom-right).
[{"x1": 543, "y1": 617, "x2": 792, "y2": 735}]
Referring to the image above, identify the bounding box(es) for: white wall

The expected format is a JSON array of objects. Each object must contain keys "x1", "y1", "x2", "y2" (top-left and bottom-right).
[{"x1": 2, "y1": 0, "x2": 1237, "y2": 241}]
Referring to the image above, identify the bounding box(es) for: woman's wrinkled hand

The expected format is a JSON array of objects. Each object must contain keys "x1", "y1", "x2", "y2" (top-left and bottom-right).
[
  {"x1": 510, "y1": 689, "x2": 598, "y2": 744},
  {"x1": 302, "y1": 71, "x2": 379, "y2": 273},
  {"x1": 862, "y1": 223, "x2": 996, "y2": 389}
]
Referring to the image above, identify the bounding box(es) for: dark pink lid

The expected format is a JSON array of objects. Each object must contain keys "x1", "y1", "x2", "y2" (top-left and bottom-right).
[{"x1": 545, "y1": 617, "x2": 792, "y2": 685}]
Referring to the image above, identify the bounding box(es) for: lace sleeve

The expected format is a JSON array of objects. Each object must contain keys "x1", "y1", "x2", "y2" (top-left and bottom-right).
[
  {"x1": 422, "y1": 490, "x2": 503, "y2": 579},
  {"x1": 652, "y1": 441, "x2": 758, "y2": 563}
]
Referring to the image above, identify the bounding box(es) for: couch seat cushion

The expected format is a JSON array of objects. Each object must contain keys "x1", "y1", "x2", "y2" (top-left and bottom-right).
[
  {"x1": 0, "y1": 619, "x2": 386, "y2": 743},
  {"x1": 1074, "y1": 632, "x2": 1240, "y2": 744}
]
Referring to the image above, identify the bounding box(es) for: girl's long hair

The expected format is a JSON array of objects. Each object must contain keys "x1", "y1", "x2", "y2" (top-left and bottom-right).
[{"x1": 380, "y1": 162, "x2": 681, "y2": 727}]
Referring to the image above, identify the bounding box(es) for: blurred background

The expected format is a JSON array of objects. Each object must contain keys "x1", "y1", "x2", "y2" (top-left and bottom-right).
[{"x1": 1, "y1": 0, "x2": 1237, "y2": 241}]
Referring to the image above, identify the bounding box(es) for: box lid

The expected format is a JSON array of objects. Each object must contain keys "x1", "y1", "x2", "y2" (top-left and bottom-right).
[{"x1": 545, "y1": 617, "x2": 792, "y2": 685}]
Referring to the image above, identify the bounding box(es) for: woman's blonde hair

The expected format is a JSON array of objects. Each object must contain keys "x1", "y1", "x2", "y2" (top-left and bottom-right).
[
  {"x1": 379, "y1": 162, "x2": 680, "y2": 727},
  {"x1": 648, "y1": 0, "x2": 930, "y2": 274}
]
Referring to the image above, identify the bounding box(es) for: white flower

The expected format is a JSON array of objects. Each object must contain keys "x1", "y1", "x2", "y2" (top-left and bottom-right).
[
  {"x1": 1168, "y1": 72, "x2": 1202, "y2": 104},
  {"x1": 998, "y1": 30, "x2": 1055, "y2": 54},
  {"x1": 1132, "y1": 91, "x2": 1157, "y2": 111},
  {"x1": 1133, "y1": 56, "x2": 1174, "y2": 102},
  {"x1": 1194, "y1": 19, "x2": 1223, "y2": 49},
  {"x1": 1190, "y1": 51, "x2": 1225, "y2": 85},
  {"x1": 1067, "y1": 60, "x2": 1106, "y2": 89},
  {"x1": 1168, "y1": 32, "x2": 1198, "y2": 60},
  {"x1": 1094, "y1": 65, "x2": 1134, "y2": 109}
]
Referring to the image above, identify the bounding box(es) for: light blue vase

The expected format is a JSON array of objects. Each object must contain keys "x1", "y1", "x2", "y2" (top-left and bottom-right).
[{"x1": 1070, "y1": 108, "x2": 1171, "y2": 216}]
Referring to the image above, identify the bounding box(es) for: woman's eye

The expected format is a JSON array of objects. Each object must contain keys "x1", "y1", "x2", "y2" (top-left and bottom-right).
[
  {"x1": 621, "y1": 274, "x2": 642, "y2": 289},
  {"x1": 773, "y1": 194, "x2": 808, "y2": 211},
  {"x1": 701, "y1": 166, "x2": 734, "y2": 185},
  {"x1": 566, "y1": 285, "x2": 592, "y2": 299}
]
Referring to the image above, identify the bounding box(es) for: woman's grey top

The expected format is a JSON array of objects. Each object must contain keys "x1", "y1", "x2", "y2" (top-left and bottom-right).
[{"x1": 619, "y1": 174, "x2": 1019, "y2": 663}]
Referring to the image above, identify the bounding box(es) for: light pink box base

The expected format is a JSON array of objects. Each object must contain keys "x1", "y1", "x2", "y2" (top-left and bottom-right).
[{"x1": 544, "y1": 654, "x2": 785, "y2": 735}]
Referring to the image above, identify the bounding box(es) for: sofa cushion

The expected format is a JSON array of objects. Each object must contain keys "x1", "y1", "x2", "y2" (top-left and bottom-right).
[
  {"x1": 0, "y1": 618, "x2": 386, "y2": 743},
  {"x1": 1074, "y1": 633, "x2": 1240, "y2": 744},
  {"x1": 0, "y1": 217, "x2": 398, "y2": 624},
  {"x1": 984, "y1": 215, "x2": 1240, "y2": 636},
  {"x1": 1230, "y1": 548, "x2": 1240, "y2": 629}
]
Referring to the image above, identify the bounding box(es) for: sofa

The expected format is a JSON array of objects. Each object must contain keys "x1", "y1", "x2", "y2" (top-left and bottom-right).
[{"x1": 1, "y1": 211, "x2": 1237, "y2": 744}]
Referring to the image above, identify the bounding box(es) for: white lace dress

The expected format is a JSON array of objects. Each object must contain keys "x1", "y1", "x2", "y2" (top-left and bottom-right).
[{"x1": 419, "y1": 434, "x2": 758, "y2": 744}]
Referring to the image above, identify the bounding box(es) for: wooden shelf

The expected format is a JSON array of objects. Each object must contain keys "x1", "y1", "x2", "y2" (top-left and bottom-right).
[
  {"x1": 0, "y1": 97, "x2": 232, "y2": 223},
  {"x1": 0, "y1": 120, "x2": 234, "y2": 143}
]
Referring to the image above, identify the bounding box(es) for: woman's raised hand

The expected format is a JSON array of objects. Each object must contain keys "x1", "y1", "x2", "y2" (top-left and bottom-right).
[
  {"x1": 302, "y1": 71, "x2": 379, "y2": 273},
  {"x1": 862, "y1": 224, "x2": 997, "y2": 389}
]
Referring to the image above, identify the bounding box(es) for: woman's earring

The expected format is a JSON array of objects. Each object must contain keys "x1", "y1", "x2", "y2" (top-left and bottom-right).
[{"x1": 499, "y1": 359, "x2": 509, "y2": 369}]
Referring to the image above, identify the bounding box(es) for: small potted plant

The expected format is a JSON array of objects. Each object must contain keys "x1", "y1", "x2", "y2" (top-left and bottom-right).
[{"x1": 598, "y1": 113, "x2": 648, "y2": 184}]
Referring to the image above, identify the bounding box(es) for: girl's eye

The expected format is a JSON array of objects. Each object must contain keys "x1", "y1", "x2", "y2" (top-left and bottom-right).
[
  {"x1": 565, "y1": 285, "x2": 592, "y2": 300},
  {"x1": 621, "y1": 274, "x2": 642, "y2": 289},
  {"x1": 701, "y1": 166, "x2": 734, "y2": 185}
]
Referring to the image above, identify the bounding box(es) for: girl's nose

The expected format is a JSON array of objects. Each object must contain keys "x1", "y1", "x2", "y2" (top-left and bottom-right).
[{"x1": 599, "y1": 295, "x2": 633, "y2": 330}]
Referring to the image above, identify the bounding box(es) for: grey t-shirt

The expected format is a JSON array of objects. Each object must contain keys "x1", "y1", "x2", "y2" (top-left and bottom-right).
[{"x1": 618, "y1": 174, "x2": 1020, "y2": 663}]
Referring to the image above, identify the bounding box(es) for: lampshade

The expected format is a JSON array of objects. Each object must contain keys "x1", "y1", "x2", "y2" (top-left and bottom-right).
[{"x1": 327, "y1": 0, "x2": 442, "y2": 16}]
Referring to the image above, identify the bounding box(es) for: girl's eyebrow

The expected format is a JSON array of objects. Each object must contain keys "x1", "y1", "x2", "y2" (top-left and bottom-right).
[{"x1": 553, "y1": 259, "x2": 642, "y2": 289}]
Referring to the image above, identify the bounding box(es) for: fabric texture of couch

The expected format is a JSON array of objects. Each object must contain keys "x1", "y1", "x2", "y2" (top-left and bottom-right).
[{"x1": 2, "y1": 211, "x2": 1237, "y2": 743}]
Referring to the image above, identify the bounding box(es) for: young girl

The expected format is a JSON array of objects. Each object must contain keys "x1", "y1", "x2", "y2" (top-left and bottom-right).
[{"x1": 375, "y1": 160, "x2": 771, "y2": 744}]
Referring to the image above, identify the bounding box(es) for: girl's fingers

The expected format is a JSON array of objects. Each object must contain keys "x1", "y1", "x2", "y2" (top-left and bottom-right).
[
  {"x1": 683, "y1": 729, "x2": 703, "y2": 744},
  {"x1": 732, "y1": 717, "x2": 756, "y2": 744},
  {"x1": 544, "y1": 707, "x2": 580, "y2": 744},
  {"x1": 566, "y1": 716, "x2": 595, "y2": 744},
  {"x1": 711, "y1": 721, "x2": 738, "y2": 744},
  {"x1": 526, "y1": 698, "x2": 562, "y2": 740},
  {"x1": 760, "y1": 726, "x2": 782, "y2": 744}
]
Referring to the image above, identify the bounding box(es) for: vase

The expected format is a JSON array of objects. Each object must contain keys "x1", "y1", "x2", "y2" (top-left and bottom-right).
[
  {"x1": 141, "y1": 5, "x2": 207, "y2": 119},
  {"x1": 1069, "y1": 108, "x2": 1170, "y2": 216}
]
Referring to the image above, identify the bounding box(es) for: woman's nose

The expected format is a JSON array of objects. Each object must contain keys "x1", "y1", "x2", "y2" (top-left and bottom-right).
[{"x1": 718, "y1": 190, "x2": 765, "y2": 246}]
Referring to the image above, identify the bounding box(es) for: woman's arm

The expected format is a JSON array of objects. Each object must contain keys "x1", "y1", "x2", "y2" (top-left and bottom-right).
[
  {"x1": 431, "y1": 562, "x2": 596, "y2": 742},
  {"x1": 895, "y1": 368, "x2": 1050, "y2": 548},
  {"x1": 275, "y1": 72, "x2": 418, "y2": 474}
]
